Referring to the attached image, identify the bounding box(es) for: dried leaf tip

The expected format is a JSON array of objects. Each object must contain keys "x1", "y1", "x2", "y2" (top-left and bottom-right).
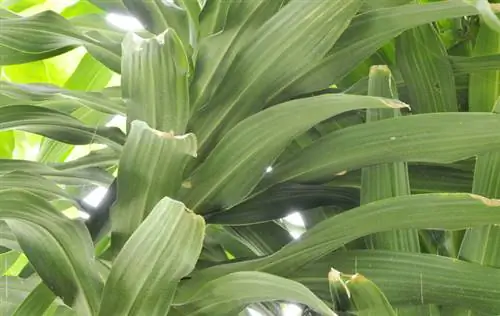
[
  {"x1": 369, "y1": 65, "x2": 390, "y2": 75},
  {"x1": 469, "y1": 194, "x2": 500, "y2": 206},
  {"x1": 382, "y1": 99, "x2": 410, "y2": 110}
]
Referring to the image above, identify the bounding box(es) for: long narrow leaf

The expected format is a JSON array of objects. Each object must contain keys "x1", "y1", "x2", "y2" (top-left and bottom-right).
[{"x1": 99, "y1": 197, "x2": 205, "y2": 316}]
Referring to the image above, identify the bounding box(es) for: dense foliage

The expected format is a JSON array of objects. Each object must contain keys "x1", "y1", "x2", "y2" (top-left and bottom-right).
[{"x1": 1, "y1": 0, "x2": 500, "y2": 315}]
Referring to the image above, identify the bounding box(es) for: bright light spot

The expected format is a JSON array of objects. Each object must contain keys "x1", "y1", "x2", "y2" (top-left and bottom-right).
[
  {"x1": 106, "y1": 115, "x2": 127, "y2": 131},
  {"x1": 77, "y1": 210, "x2": 90, "y2": 220},
  {"x1": 106, "y1": 13, "x2": 144, "y2": 32},
  {"x1": 283, "y1": 304, "x2": 303, "y2": 316},
  {"x1": 284, "y1": 212, "x2": 305, "y2": 227},
  {"x1": 265, "y1": 166, "x2": 273, "y2": 173},
  {"x1": 83, "y1": 186, "x2": 108, "y2": 208},
  {"x1": 246, "y1": 308, "x2": 262, "y2": 316},
  {"x1": 289, "y1": 230, "x2": 303, "y2": 240}
]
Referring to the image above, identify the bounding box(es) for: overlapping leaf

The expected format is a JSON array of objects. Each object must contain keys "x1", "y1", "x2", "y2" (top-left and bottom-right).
[
  {"x1": 0, "y1": 190, "x2": 102, "y2": 315},
  {"x1": 183, "y1": 93, "x2": 407, "y2": 211},
  {"x1": 99, "y1": 197, "x2": 205, "y2": 316},
  {"x1": 262, "y1": 113, "x2": 500, "y2": 186},
  {"x1": 110, "y1": 120, "x2": 197, "y2": 253}
]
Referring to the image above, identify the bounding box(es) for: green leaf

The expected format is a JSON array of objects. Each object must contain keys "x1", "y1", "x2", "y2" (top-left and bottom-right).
[
  {"x1": 183, "y1": 93, "x2": 408, "y2": 211},
  {"x1": 37, "y1": 52, "x2": 115, "y2": 163},
  {"x1": 122, "y1": 30, "x2": 190, "y2": 134},
  {"x1": 190, "y1": 0, "x2": 363, "y2": 151},
  {"x1": 466, "y1": 0, "x2": 500, "y2": 33},
  {"x1": 98, "y1": 197, "x2": 205, "y2": 316},
  {"x1": 450, "y1": 54, "x2": 500, "y2": 74},
  {"x1": 182, "y1": 193, "x2": 500, "y2": 288},
  {"x1": 0, "y1": 189, "x2": 103, "y2": 315},
  {"x1": 0, "y1": 11, "x2": 121, "y2": 72},
  {"x1": 0, "y1": 131, "x2": 14, "y2": 158},
  {"x1": 0, "y1": 171, "x2": 72, "y2": 201},
  {"x1": 175, "y1": 271, "x2": 335, "y2": 316},
  {"x1": 198, "y1": 0, "x2": 231, "y2": 37},
  {"x1": 190, "y1": 0, "x2": 284, "y2": 111},
  {"x1": 110, "y1": 120, "x2": 197, "y2": 254},
  {"x1": 206, "y1": 184, "x2": 358, "y2": 225},
  {"x1": 263, "y1": 112, "x2": 500, "y2": 186},
  {"x1": 362, "y1": 65, "x2": 420, "y2": 255},
  {"x1": 12, "y1": 282, "x2": 56, "y2": 316},
  {"x1": 0, "y1": 104, "x2": 125, "y2": 150},
  {"x1": 458, "y1": 14, "x2": 500, "y2": 274},
  {"x1": 0, "y1": 276, "x2": 39, "y2": 315},
  {"x1": 60, "y1": 0, "x2": 103, "y2": 18},
  {"x1": 0, "y1": 159, "x2": 113, "y2": 185},
  {"x1": 122, "y1": 0, "x2": 191, "y2": 47},
  {"x1": 396, "y1": 24, "x2": 458, "y2": 113},
  {"x1": 0, "y1": 81, "x2": 125, "y2": 115},
  {"x1": 63, "y1": 53, "x2": 113, "y2": 91},
  {"x1": 278, "y1": 1, "x2": 487, "y2": 101},
  {"x1": 295, "y1": 250, "x2": 500, "y2": 313}
]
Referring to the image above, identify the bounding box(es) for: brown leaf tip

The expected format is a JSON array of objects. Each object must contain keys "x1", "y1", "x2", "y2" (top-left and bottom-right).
[{"x1": 469, "y1": 194, "x2": 500, "y2": 206}]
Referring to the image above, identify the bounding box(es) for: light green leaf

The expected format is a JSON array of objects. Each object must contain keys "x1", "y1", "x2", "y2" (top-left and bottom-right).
[
  {"x1": 60, "y1": 0, "x2": 103, "y2": 18},
  {"x1": 0, "y1": 276, "x2": 39, "y2": 315},
  {"x1": 0, "y1": 189, "x2": 103, "y2": 315},
  {"x1": 263, "y1": 113, "x2": 500, "y2": 186},
  {"x1": 12, "y1": 282, "x2": 56, "y2": 316},
  {"x1": 0, "y1": 131, "x2": 14, "y2": 158},
  {"x1": 122, "y1": 30, "x2": 190, "y2": 134},
  {"x1": 190, "y1": 0, "x2": 363, "y2": 151},
  {"x1": 63, "y1": 53, "x2": 113, "y2": 91},
  {"x1": 98, "y1": 197, "x2": 205, "y2": 316},
  {"x1": 450, "y1": 54, "x2": 500, "y2": 74},
  {"x1": 345, "y1": 274, "x2": 397, "y2": 315},
  {"x1": 466, "y1": 0, "x2": 500, "y2": 33},
  {"x1": 110, "y1": 120, "x2": 197, "y2": 253},
  {"x1": 175, "y1": 271, "x2": 335, "y2": 316},
  {"x1": 184, "y1": 93, "x2": 408, "y2": 211},
  {"x1": 0, "y1": 104, "x2": 125, "y2": 150}
]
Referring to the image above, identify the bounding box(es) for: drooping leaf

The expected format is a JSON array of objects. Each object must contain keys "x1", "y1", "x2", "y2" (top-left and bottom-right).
[
  {"x1": 98, "y1": 197, "x2": 205, "y2": 316},
  {"x1": 110, "y1": 120, "x2": 197, "y2": 254},
  {"x1": 262, "y1": 113, "x2": 500, "y2": 186},
  {"x1": 277, "y1": 1, "x2": 488, "y2": 101},
  {"x1": 175, "y1": 271, "x2": 335, "y2": 316},
  {"x1": 181, "y1": 193, "x2": 500, "y2": 288},
  {"x1": 294, "y1": 250, "x2": 500, "y2": 313},
  {"x1": 183, "y1": 93, "x2": 408, "y2": 211},
  {"x1": 12, "y1": 282, "x2": 56, "y2": 316},
  {"x1": 0, "y1": 104, "x2": 125, "y2": 150},
  {"x1": 0, "y1": 81, "x2": 125, "y2": 115},
  {"x1": 0, "y1": 11, "x2": 121, "y2": 72},
  {"x1": 0, "y1": 189, "x2": 102, "y2": 315}
]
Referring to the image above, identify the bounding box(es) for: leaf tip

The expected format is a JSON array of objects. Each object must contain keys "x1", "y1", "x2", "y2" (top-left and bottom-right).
[{"x1": 469, "y1": 194, "x2": 500, "y2": 206}]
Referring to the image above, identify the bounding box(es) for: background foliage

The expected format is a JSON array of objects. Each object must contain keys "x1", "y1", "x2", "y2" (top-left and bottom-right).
[{"x1": 1, "y1": 0, "x2": 500, "y2": 315}]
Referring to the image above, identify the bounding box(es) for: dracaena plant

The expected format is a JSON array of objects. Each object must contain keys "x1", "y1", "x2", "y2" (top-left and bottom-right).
[{"x1": 2, "y1": 0, "x2": 500, "y2": 315}]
